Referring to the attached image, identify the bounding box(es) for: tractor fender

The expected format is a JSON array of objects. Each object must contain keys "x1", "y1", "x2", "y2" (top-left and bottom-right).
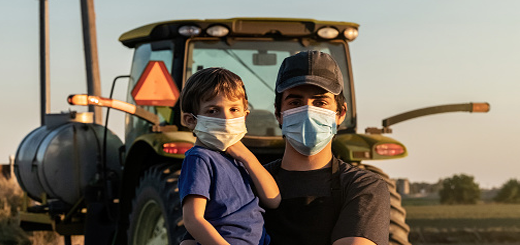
[
  {"x1": 332, "y1": 133, "x2": 408, "y2": 162},
  {"x1": 116, "y1": 131, "x2": 195, "y2": 243}
]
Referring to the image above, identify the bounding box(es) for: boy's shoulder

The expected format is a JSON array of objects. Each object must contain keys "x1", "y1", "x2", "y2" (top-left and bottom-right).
[
  {"x1": 187, "y1": 145, "x2": 217, "y2": 155},
  {"x1": 185, "y1": 146, "x2": 230, "y2": 163}
]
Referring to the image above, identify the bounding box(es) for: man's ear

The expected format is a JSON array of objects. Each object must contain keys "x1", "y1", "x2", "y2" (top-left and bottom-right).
[
  {"x1": 274, "y1": 104, "x2": 282, "y2": 125},
  {"x1": 183, "y1": 113, "x2": 197, "y2": 130},
  {"x1": 336, "y1": 102, "x2": 348, "y2": 125}
]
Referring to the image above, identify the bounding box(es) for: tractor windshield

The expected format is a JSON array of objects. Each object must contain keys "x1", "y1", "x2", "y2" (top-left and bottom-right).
[{"x1": 185, "y1": 39, "x2": 354, "y2": 136}]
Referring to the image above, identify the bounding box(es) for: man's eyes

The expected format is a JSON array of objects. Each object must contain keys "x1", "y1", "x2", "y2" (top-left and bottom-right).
[
  {"x1": 287, "y1": 100, "x2": 328, "y2": 107},
  {"x1": 288, "y1": 100, "x2": 302, "y2": 106},
  {"x1": 313, "y1": 100, "x2": 327, "y2": 107}
]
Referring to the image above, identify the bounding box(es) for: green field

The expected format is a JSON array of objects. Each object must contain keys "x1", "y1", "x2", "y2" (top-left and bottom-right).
[{"x1": 404, "y1": 204, "x2": 520, "y2": 244}]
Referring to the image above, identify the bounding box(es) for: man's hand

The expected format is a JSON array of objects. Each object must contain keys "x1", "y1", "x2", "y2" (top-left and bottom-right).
[{"x1": 333, "y1": 237, "x2": 377, "y2": 245}]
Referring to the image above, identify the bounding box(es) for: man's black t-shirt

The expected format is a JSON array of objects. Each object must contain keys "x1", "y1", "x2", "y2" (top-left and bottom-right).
[{"x1": 263, "y1": 158, "x2": 390, "y2": 245}]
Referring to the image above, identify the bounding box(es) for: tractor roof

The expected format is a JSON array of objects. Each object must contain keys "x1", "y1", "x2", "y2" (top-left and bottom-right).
[{"x1": 119, "y1": 17, "x2": 360, "y2": 48}]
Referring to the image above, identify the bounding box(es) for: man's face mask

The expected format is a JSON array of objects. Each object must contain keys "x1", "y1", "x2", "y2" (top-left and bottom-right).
[
  {"x1": 192, "y1": 115, "x2": 247, "y2": 151},
  {"x1": 281, "y1": 105, "x2": 337, "y2": 156}
]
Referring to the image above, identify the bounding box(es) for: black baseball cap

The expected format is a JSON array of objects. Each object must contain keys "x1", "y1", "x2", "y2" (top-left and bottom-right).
[{"x1": 275, "y1": 50, "x2": 344, "y2": 95}]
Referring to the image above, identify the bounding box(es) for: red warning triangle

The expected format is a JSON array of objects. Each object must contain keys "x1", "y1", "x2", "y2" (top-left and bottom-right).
[{"x1": 131, "y1": 61, "x2": 180, "y2": 106}]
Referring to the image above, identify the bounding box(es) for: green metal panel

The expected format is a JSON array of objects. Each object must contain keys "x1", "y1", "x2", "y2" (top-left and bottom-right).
[
  {"x1": 130, "y1": 131, "x2": 196, "y2": 159},
  {"x1": 332, "y1": 133, "x2": 407, "y2": 162}
]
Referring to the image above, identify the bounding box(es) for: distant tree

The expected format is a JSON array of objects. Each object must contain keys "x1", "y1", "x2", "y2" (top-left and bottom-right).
[
  {"x1": 493, "y1": 179, "x2": 520, "y2": 203},
  {"x1": 439, "y1": 174, "x2": 480, "y2": 204}
]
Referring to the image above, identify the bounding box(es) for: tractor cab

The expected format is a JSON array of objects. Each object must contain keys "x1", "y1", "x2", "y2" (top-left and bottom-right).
[{"x1": 119, "y1": 18, "x2": 360, "y2": 163}]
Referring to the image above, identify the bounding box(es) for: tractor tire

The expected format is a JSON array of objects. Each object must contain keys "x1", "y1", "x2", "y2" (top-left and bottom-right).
[
  {"x1": 357, "y1": 163, "x2": 411, "y2": 245},
  {"x1": 127, "y1": 163, "x2": 186, "y2": 245}
]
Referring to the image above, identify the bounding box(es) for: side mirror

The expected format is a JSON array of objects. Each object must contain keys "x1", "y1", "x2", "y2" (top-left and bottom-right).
[{"x1": 253, "y1": 51, "x2": 277, "y2": 66}]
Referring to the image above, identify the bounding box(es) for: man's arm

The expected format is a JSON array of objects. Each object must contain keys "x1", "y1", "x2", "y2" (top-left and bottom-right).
[
  {"x1": 182, "y1": 195, "x2": 230, "y2": 245},
  {"x1": 331, "y1": 168, "x2": 390, "y2": 245},
  {"x1": 333, "y1": 237, "x2": 376, "y2": 245},
  {"x1": 226, "y1": 141, "x2": 281, "y2": 209}
]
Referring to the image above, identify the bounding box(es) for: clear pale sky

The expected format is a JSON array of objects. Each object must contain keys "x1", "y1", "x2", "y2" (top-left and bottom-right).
[{"x1": 1, "y1": 1, "x2": 519, "y2": 188}]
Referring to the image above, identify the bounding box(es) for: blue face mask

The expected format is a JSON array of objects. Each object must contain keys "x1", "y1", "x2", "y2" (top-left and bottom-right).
[{"x1": 281, "y1": 105, "x2": 337, "y2": 156}]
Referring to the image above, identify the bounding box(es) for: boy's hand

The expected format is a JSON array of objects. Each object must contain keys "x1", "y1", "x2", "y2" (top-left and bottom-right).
[{"x1": 225, "y1": 141, "x2": 251, "y2": 162}]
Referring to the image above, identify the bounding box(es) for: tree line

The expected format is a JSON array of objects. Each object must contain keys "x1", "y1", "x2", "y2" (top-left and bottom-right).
[{"x1": 412, "y1": 174, "x2": 520, "y2": 205}]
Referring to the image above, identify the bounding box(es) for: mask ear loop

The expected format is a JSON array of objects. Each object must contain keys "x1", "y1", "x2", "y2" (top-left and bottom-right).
[{"x1": 190, "y1": 113, "x2": 198, "y2": 138}]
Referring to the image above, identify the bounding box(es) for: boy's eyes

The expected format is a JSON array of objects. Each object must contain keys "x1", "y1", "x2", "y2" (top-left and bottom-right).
[
  {"x1": 204, "y1": 107, "x2": 242, "y2": 114},
  {"x1": 207, "y1": 109, "x2": 218, "y2": 114}
]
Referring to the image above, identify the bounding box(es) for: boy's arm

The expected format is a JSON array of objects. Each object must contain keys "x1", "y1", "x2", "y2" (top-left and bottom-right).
[
  {"x1": 182, "y1": 195, "x2": 230, "y2": 245},
  {"x1": 226, "y1": 141, "x2": 281, "y2": 209}
]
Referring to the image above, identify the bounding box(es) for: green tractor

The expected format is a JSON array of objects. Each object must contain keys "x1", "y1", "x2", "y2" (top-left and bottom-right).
[{"x1": 14, "y1": 18, "x2": 489, "y2": 245}]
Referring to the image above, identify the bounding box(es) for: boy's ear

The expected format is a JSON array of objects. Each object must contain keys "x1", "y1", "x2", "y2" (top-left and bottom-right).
[
  {"x1": 183, "y1": 113, "x2": 197, "y2": 130},
  {"x1": 244, "y1": 109, "x2": 250, "y2": 118}
]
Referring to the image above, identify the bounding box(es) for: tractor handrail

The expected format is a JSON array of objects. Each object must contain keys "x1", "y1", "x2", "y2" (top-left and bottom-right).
[
  {"x1": 365, "y1": 102, "x2": 490, "y2": 134},
  {"x1": 383, "y1": 102, "x2": 490, "y2": 127},
  {"x1": 68, "y1": 94, "x2": 160, "y2": 125}
]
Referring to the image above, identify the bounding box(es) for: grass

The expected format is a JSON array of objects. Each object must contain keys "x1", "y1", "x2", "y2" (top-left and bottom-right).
[
  {"x1": 0, "y1": 176, "x2": 84, "y2": 245},
  {"x1": 406, "y1": 204, "x2": 520, "y2": 220},
  {"x1": 405, "y1": 203, "x2": 520, "y2": 244}
]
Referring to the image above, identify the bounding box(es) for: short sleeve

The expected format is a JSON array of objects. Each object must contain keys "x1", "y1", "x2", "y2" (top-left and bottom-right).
[
  {"x1": 331, "y1": 171, "x2": 390, "y2": 245},
  {"x1": 178, "y1": 154, "x2": 213, "y2": 204}
]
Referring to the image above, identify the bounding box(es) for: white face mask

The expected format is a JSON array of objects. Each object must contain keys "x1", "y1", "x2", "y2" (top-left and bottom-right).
[{"x1": 192, "y1": 115, "x2": 247, "y2": 151}]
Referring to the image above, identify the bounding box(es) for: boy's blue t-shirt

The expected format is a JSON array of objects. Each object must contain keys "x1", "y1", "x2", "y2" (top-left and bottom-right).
[{"x1": 178, "y1": 146, "x2": 265, "y2": 245}]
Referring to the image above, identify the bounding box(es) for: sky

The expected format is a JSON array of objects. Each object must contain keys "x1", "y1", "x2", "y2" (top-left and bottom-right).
[{"x1": 1, "y1": 0, "x2": 519, "y2": 188}]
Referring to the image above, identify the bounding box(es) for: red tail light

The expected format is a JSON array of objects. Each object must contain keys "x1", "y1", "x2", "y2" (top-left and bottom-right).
[
  {"x1": 162, "y1": 142, "x2": 194, "y2": 155},
  {"x1": 375, "y1": 143, "x2": 404, "y2": 156}
]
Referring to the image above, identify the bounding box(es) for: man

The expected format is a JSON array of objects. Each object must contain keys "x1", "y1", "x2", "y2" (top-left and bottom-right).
[{"x1": 263, "y1": 51, "x2": 390, "y2": 245}]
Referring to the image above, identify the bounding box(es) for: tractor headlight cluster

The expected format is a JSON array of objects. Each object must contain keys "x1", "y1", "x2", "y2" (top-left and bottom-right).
[
  {"x1": 178, "y1": 25, "x2": 201, "y2": 37},
  {"x1": 206, "y1": 25, "x2": 229, "y2": 37},
  {"x1": 177, "y1": 22, "x2": 358, "y2": 41},
  {"x1": 317, "y1": 27, "x2": 339, "y2": 39},
  {"x1": 343, "y1": 26, "x2": 359, "y2": 41},
  {"x1": 178, "y1": 24, "x2": 230, "y2": 37}
]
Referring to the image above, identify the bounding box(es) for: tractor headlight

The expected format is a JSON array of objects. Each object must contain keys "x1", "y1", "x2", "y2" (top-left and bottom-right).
[
  {"x1": 375, "y1": 143, "x2": 405, "y2": 156},
  {"x1": 178, "y1": 25, "x2": 201, "y2": 37},
  {"x1": 163, "y1": 142, "x2": 194, "y2": 155},
  {"x1": 206, "y1": 25, "x2": 229, "y2": 37},
  {"x1": 343, "y1": 27, "x2": 359, "y2": 41},
  {"x1": 317, "y1": 27, "x2": 339, "y2": 39}
]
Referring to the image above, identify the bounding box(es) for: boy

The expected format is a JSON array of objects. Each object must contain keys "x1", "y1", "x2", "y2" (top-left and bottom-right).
[{"x1": 178, "y1": 67, "x2": 281, "y2": 245}]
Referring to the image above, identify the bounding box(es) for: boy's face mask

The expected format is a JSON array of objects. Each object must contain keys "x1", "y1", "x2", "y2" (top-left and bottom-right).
[
  {"x1": 281, "y1": 105, "x2": 337, "y2": 156},
  {"x1": 192, "y1": 115, "x2": 247, "y2": 151}
]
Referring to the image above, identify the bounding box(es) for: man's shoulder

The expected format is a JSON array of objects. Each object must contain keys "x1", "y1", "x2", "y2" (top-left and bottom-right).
[
  {"x1": 336, "y1": 158, "x2": 387, "y2": 186},
  {"x1": 263, "y1": 159, "x2": 282, "y2": 175}
]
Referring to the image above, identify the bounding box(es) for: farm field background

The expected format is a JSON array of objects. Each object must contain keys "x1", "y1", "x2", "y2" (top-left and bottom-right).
[{"x1": 404, "y1": 202, "x2": 520, "y2": 244}]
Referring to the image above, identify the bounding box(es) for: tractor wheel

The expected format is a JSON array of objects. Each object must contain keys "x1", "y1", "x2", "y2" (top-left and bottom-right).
[
  {"x1": 127, "y1": 163, "x2": 186, "y2": 245},
  {"x1": 357, "y1": 163, "x2": 411, "y2": 245}
]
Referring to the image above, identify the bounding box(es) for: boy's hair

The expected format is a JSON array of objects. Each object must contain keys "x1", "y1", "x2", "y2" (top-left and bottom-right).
[{"x1": 181, "y1": 67, "x2": 248, "y2": 115}]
